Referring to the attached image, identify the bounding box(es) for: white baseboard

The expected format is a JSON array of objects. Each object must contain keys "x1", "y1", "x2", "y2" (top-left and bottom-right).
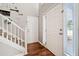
[
  {"x1": 27, "y1": 41, "x2": 39, "y2": 44},
  {"x1": 15, "y1": 52, "x2": 25, "y2": 56},
  {"x1": 38, "y1": 41, "x2": 56, "y2": 56}
]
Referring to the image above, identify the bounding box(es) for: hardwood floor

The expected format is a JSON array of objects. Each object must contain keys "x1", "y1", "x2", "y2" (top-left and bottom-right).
[{"x1": 25, "y1": 42, "x2": 55, "y2": 56}]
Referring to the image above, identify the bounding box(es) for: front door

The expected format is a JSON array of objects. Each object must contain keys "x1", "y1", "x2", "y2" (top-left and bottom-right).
[{"x1": 46, "y1": 4, "x2": 63, "y2": 56}]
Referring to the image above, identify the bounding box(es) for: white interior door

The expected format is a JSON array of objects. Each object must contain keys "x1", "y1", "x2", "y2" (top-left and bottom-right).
[
  {"x1": 46, "y1": 4, "x2": 63, "y2": 56},
  {"x1": 27, "y1": 16, "x2": 38, "y2": 44}
]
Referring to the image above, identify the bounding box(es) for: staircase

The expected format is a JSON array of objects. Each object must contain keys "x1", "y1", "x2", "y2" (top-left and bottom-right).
[{"x1": 0, "y1": 14, "x2": 25, "y2": 55}]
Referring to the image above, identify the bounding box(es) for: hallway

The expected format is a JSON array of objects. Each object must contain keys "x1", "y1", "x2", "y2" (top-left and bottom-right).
[{"x1": 0, "y1": 3, "x2": 78, "y2": 56}]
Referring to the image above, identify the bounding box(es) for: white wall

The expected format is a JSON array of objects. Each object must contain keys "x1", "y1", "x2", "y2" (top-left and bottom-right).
[
  {"x1": 17, "y1": 3, "x2": 39, "y2": 16},
  {"x1": 0, "y1": 42, "x2": 22, "y2": 56},
  {"x1": 38, "y1": 3, "x2": 58, "y2": 43},
  {"x1": 10, "y1": 3, "x2": 39, "y2": 30}
]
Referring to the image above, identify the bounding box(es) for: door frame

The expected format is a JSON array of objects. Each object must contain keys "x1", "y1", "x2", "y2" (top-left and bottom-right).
[
  {"x1": 42, "y1": 15, "x2": 47, "y2": 45},
  {"x1": 73, "y1": 3, "x2": 78, "y2": 56}
]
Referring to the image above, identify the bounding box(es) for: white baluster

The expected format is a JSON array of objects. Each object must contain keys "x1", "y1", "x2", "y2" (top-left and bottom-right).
[
  {"x1": 12, "y1": 24, "x2": 14, "y2": 42},
  {"x1": 2, "y1": 17, "x2": 4, "y2": 38},
  {"x1": 7, "y1": 20, "x2": 8, "y2": 40},
  {"x1": 22, "y1": 31, "x2": 25, "y2": 47},
  {"x1": 21, "y1": 29, "x2": 22, "y2": 46},
  {"x1": 0, "y1": 16, "x2": 2, "y2": 36},
  {"x1": 11, "y1": 22, "x2": 12, "y2": 41},
  {"x1": 17, "y1": 28, "x2": 19, "y2": 45},
  {"x1": 17, "y1": 27, "x2": 19, "y2": 44},
  {"x1": 14, "y1": 26, "x2": 17, "y2": 43},
  {"x1": 19, "y1": 29, "x2": 21, "y2": 46},
  {"x1": 24, "y1": 31, "x2": 25, "y2": 47}
]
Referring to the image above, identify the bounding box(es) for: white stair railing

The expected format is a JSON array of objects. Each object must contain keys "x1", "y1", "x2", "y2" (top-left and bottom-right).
[{"x1": 0, "y1": 14, "x2": 25, "y2": 48}]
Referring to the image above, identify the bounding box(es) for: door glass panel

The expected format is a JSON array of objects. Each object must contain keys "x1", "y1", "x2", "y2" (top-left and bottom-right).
[{"x1": 64, "y1": 3, "x2": 74, "y2": 56}]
